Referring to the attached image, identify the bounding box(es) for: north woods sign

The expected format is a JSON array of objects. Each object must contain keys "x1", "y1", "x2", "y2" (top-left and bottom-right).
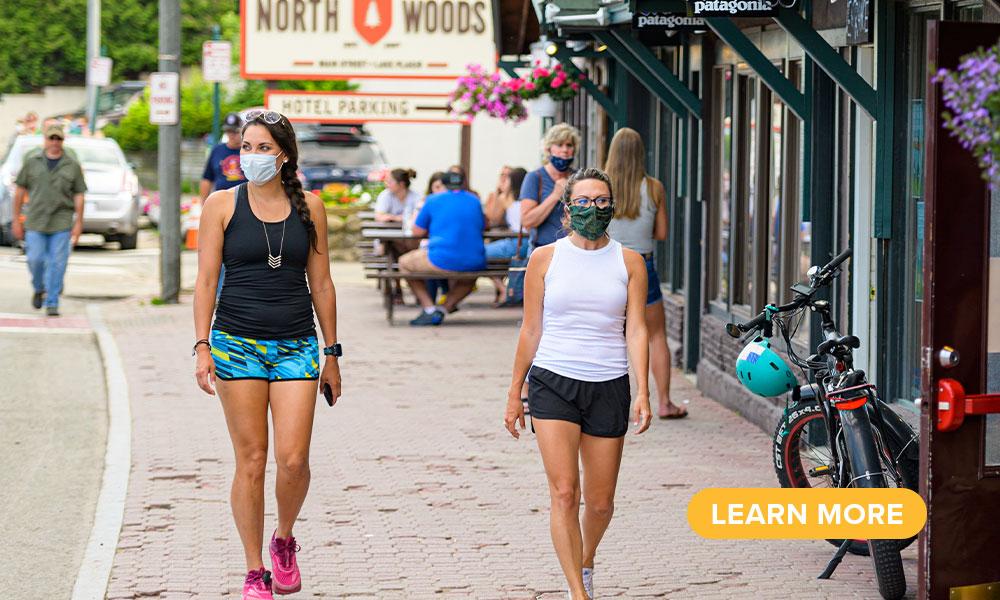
[{"x1": 241, "y1": 0, "x2": 496, "y2": 79}]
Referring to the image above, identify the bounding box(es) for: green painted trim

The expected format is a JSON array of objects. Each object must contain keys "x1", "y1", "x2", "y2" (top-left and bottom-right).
[
  {"x1": 631, "y1": 0, "x2": 687, "y2": 12},
  {"x1": 802, "y1": 57, "x2": 812, "y2": 223},
  {"x1": 705, "y1": 18, "x2": 807, "y2": 120},
  {"x1": 592, "y1": 31, "x2": 691, "y2": 118},
  {"x1": 552, "y1": 48, "x2": 626, "y2": 125},
  {"x1": 607, "y1": 29, "x2": 703, "y2": 118},
  {"x1": 774, "y1": 7, "x2": 878, "y2": 119},
  {"x1": 497, "y1": 59, "x2": 528, "y2": 79},
  {"x1": 873, "y1": 0, "x2": 896, "y2": 239}
]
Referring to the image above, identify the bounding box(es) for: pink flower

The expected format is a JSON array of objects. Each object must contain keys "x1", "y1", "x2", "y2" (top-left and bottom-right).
[
  {"x1": 578, "y1": 73, "x2": 587, "y2": 80},
  {"x1": 533, "y1": 67, "x2": 550, "y2": 79},
  {"x1": 570, "y1": 82, "x2": 580, "y2": 91},
  {"x1": 551, "y1": 77, "x2": 564, "y2": 88},
  {"x1": 525, "y1": 82, "x2": 536, "y2": 91},
  {"x1": 554, "y1": 63, "x2": 563, "y2": 71}
]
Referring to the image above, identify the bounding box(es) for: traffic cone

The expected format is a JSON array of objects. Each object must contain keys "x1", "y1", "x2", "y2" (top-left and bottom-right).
[{"x1": 185, "y1": 226, "x2": 199, "y2": 250}]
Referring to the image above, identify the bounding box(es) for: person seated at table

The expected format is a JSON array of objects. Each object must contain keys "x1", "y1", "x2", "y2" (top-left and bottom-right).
[
  {"x1": 412, "y1": 171, "x2": 449, "y2": 304},
  {"x1": 374, "y1": 168, "x2": 420, "y2": 223},
  {"x1": 483, "y1": 166, "x2": 528, "y2": 303},
  {"x1": 400, "y1": 170, "x2": 486, "y2": 326}
]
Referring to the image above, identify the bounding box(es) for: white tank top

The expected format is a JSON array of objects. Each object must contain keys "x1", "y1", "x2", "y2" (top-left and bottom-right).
[{"x1": 532, "y1": 236, "x2": 630, "y2": 382}]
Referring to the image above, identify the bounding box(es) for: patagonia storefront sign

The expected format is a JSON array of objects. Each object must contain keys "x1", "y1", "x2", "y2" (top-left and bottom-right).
[
  {"x1": 688, "y1": 0, "x2": 794, "y2": 17},
  {"x1": 631, "y1": 12, "x2": 705, "y2": 45}
]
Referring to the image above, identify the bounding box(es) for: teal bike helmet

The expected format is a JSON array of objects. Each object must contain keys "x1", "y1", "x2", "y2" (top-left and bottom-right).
[{"x1": 735, "y1": 337, "x2": 797, "y2": 397}]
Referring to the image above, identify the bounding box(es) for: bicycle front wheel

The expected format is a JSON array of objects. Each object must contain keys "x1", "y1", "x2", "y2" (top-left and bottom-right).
[{"x1": 773, "y1": 401, "x2": 869, "y2": 556}]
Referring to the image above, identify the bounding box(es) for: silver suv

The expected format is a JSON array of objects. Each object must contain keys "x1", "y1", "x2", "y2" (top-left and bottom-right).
[{"x1": 0, "y1": 135, "x2": 141, "y2": 249}]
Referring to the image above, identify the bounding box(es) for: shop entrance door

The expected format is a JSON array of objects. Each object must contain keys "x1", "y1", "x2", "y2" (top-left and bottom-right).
[{"x1": 921, "y1": 22, "x2": 1000, "y2": 600}]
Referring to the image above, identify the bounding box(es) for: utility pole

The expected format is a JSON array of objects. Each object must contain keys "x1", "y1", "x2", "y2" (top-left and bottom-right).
[
  {"x1": 159, "y1": 0, "x2": 182, "y2": 303},
  {"x1": 210, "y1": 25, "x2": 222, "y2": 146},
  {"x1": 85, "y1": 0, "x2": 100, "y2": 127}
]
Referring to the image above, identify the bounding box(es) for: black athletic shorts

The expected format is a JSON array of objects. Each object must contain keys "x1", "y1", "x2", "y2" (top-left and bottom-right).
[{"x1": 527, "y1": 366, "x2": 631, "y2": 438}]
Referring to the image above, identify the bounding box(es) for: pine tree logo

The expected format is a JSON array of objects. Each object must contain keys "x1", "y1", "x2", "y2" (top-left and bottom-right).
[{"x1": 354, "y1": 0, "x2": 392, "y2": 45}]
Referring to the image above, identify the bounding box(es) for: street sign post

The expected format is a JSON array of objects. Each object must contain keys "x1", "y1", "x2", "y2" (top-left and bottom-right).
[
  {"x1": 265, "y1": 91, "x2": 463, "y2": 124},
  {"x1": 88, "y1": 56, "x2": 113, "y2": 87},
  {"x1": 203, "y1": 33, "x2": 230, "y2": 145},
  {"x1": 202, "y1": 40, "x2": 232, "y2": 82},
  {"x1": 240, "y1": 0, "x2": 495, "y2": 80},
  {"x1": 149, "y1": 72, "x2": 180, "y2": 126}
]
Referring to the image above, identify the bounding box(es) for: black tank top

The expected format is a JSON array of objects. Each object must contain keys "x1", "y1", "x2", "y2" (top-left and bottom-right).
[{"x1": 212, "y1": 184, "x2": 315, "y2": 339}]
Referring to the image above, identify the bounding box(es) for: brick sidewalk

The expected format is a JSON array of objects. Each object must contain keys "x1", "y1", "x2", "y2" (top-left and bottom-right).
[{"x1": 103, "y1": 270, "x2": 916, "y2": 599}]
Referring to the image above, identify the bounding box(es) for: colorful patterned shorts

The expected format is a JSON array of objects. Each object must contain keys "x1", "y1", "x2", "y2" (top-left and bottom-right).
[{"x1": 210, "y1": 330, "x2": 319, "y2": 381}]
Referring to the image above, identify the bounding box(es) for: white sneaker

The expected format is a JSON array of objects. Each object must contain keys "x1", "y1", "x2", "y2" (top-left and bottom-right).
[{"x1": 582, "y1": 568, "x2": 594, "y2": 599}]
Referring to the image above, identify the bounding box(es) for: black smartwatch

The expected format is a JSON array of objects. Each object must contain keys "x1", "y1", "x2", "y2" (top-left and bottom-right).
[{"x1": 323, "y1": 343, "x2": 343, "y2": 358}]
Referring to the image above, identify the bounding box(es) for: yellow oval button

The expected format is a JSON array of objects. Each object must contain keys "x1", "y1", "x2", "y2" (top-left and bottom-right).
[{"x1": 687, "y1": 488, "x2": 926, "y2": 539}]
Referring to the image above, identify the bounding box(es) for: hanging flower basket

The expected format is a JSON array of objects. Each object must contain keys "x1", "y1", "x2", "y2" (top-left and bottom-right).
[
  {"x1": 448, "y1": 64, "x2": 528, "y2": 124},
  {"x1": 528, "y1": 95, "x2": 557, "y2": 118},
  {"x1": 934, "y1": 41, "x2": 1000, "y2": 191}
]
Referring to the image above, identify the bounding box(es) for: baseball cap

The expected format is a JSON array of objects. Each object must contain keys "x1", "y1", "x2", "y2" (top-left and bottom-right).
[
  {"x1": 443, "y1": 171, "x2": 465, "y2": 190},
  {"x1": 44, "y1": 123, "x2": 65, "y2": 139},
  {"x1": 222, "y1": 112, "x2": 243, "y2": 132}
]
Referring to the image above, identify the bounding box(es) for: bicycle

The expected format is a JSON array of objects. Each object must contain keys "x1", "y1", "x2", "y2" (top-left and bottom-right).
[{"x1": 726, "y1": 248, "x2": 918, "y2": 600}]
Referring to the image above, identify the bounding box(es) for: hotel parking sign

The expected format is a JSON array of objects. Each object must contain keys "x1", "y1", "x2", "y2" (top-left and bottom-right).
[{"x1": 240, "y1": 0, "x2": 496, "y2": 80}]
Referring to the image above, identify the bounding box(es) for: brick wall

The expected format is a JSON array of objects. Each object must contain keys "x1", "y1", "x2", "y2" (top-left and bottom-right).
[
  {"x1": 697, "y1": 312, "x2": 807, "y2": 434},
  {"x1": 663, "y1": 291, "x2": 684, "y2": 367}
]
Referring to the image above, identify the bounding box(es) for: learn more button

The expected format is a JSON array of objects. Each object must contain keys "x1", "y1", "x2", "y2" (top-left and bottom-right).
[{"x1": 686, "y1": 488, "x2": 926, "y2": 539}]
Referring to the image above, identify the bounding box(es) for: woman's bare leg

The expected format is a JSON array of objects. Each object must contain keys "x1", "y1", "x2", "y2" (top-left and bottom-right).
[
  {"x1": 533, "y1": 418, "x2": 589, "y2": 600},
  {"x1": 218, "y1": 379, "x2": 271, "y2": 570}
]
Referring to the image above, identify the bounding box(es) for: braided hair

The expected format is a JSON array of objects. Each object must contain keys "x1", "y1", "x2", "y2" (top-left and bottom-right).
[{"x1": 241, "y1": 114, "x2": 318, "y2": 253}]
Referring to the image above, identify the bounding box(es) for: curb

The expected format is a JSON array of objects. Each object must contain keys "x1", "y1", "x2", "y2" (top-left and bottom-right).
[{"x1": 71, "y1": 305, "x2": 132, "y2": 600}]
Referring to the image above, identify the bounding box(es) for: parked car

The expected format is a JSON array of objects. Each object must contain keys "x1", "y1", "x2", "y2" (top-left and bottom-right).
[
  {"x1": 293, "y1": 124, "x2": 389, "y2": 194},
  {"x1": 59, "y1": 81, "x2": 147, "y2": 130},
  {"x1": 0, "y1": 135, "x2": 142, "y2": 249}
]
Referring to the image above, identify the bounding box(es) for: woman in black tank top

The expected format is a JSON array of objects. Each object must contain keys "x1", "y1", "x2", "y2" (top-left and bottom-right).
[{"x1": 192, "y1": 111, "x2": 342, "y2": 599}]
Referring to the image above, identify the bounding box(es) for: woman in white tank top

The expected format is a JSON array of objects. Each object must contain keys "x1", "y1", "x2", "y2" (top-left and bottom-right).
[
  {"x1": 605, "y1": 127, "x2": 687, "y2": 419},
  {"x1": 503, "y1": 168, "x2": 652, "y2": 600}
]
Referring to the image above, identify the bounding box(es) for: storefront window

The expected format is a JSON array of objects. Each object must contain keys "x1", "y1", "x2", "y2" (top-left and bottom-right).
[
  {"x1": 713, "y1": 66, "x2": 734, "y2": 304},
  {"x1": 741, "y1": 74, "x2": 758, "y2": 307},
  {"x1": 768, "y1": 94, "x2": 784, "y2": 305}
]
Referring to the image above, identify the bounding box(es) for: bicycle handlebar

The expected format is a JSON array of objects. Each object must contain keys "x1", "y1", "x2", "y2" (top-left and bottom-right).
[{"x1": 726, "y1": 247, "x2": 852, "y2": 338}]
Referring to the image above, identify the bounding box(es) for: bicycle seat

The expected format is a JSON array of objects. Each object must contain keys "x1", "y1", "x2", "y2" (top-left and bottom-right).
[{"x1": 817, "y1": 335, "x2": 861, "y2": 356}]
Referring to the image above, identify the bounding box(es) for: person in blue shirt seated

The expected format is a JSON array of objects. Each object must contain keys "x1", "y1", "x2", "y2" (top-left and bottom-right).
[
  {"x1": 399, "y1": 171, "x2": 487, "y2": 326},
  {"x1": 519, "y1": 123, "x2": 581, "y2": 251}
]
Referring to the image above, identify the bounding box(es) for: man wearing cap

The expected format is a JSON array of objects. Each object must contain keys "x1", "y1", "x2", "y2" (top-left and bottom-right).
[
  {"x1": 199, "y1": 112, "x2": 247, "y2": 201},
  {"x1": 12, "y1": 124, "x2": 87, "y2": 316}
]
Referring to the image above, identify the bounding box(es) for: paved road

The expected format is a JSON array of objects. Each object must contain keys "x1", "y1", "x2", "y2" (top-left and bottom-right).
[
  {"x1": 102, "y1": 265, "x2": 917, "y2": 599},
  {"x1": 0, "y1": 229, "x2": 190, "y2": 599}
]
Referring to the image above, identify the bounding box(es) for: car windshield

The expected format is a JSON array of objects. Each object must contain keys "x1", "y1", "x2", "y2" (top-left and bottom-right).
[
  {"x1": 66, "y1": 141, "x2": 124, "y2": 168},
  {"x1": 298, "y1": 141, "x2": 379, "y2": 168},
  {"x1": 2, "y1": 137, "x2": 123, "y2": 170}
]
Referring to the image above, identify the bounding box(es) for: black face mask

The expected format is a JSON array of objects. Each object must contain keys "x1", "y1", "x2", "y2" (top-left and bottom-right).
[{"x1": 550, "y1": 155, "x2": 574, "y2": 172}]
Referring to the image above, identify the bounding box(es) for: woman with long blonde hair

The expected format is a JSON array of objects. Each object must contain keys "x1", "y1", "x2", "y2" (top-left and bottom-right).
[{"x1": 605, "y1": 128, "x2": 687, "y2": 419}]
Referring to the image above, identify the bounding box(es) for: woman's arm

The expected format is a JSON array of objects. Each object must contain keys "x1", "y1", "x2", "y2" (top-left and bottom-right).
[
  {"x1": 484, "y1": 190, "x2": 506, "y2": 227},
  {"x1": 623, "y1": 248, "x2": 652, "y2": 434},
  {"x1": 521, "y1": 180, "x2": 566, "y2": 229},
  {"x1": 305, "y1": 192, "x2": 343, "y2": 401},
  {"x1": 504, "y1": 246, "x2": 554, "y2": 438},
  {"x1": 651, "y1": 177, "x2": 668, "y2": 242},
  {"x1": 192, "y1": 190, "x2": 230, "y2": 395}
]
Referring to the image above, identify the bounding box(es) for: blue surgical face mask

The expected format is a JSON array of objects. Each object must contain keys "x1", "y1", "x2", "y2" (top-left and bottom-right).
[
  {"x1": 550, "y1": 154, "x2": 574, "y2": 172},
  {"x1": 240, "y1": 152, "x2": 283, "y2": 185}
]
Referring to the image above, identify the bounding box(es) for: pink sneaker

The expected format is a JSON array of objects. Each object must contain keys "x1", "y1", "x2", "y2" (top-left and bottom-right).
[
  {"x1": 269, "y1": 532, "x2": 302, "y2": 594},
  {"x1": 242, "y1": 567, "x2": 273, "y2": 600}
]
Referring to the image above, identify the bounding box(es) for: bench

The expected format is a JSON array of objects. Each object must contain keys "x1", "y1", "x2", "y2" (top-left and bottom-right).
[{"x1": 366, "y1": 268, "x2": 513, "y2": 324}]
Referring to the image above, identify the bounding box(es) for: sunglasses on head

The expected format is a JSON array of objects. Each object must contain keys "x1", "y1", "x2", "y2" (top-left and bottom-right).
[{"x1": 243, "y1": 109, "x2": 283, "y2": 125}]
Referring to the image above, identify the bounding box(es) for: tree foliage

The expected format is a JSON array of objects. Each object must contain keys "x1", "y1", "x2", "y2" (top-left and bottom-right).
[{"x1": 0, "y1": 0, "x2": 236, "y2": 92}]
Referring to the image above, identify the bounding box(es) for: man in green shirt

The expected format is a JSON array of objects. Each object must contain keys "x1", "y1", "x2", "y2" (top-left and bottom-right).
[{"x1": 12, "y1": 123, "x2": 87, "y2": 316}]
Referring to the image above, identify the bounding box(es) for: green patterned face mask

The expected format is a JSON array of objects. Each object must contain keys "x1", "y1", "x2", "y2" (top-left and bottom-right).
[{"x1": 568, "y1": 204, "x2": 614, "y2": 240}]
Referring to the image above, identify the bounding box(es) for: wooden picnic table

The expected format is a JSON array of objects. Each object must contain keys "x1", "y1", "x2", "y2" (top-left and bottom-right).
[
  {"x1": 361, "y1": 228, "x2": 518, "y2": 324},
  {"x1": 361, "y1": 228, "x2": 519, "y2": 240},
  {"x1": 358, "y1": 220, "x2": 402, "y2": 229}
]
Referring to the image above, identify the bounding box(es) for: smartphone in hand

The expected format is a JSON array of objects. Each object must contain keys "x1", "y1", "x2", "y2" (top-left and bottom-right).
[{"x1": 322, "y1": 383, "x2": 334, "y2": 407}]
